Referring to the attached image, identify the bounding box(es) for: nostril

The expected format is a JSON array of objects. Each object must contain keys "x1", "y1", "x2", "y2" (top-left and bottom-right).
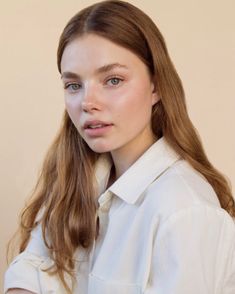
[{"x1": 82, "y1": 101, "x2": 100, "y2": 112}]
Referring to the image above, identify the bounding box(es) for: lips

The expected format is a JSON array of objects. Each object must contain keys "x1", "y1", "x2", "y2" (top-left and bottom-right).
[
  {"x1": 84, "y1": 120, "x2": 113, "y2": 129},
  {"x1": 88, "y1": 124, "x2": 106, "y2": 129},
  {"x1": 83, "y1": 120, "x2": 113, "y2": 137}
]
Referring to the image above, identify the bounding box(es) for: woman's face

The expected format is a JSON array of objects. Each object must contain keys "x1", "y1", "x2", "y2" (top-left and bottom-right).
[{"x1": 60, "y1": 34, "x2": 159, "y2": 155}]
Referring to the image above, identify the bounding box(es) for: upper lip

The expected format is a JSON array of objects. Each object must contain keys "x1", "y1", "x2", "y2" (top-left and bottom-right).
[{"x1": 83, "y1": 120, "x2": 113, "y2": 129}]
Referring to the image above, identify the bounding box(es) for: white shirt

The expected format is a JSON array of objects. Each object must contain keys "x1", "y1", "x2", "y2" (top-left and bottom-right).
[{"x1": 4, "y1": 137, "x2": 235, "y2": 293}]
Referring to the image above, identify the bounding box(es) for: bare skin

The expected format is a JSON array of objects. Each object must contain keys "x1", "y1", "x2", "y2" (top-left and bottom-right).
[{"x1": 61, "y1": 34, "x2": 159, "y2": 179}]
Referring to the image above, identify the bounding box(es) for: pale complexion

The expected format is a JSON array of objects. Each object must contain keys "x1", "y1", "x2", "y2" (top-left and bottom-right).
[
  {"x1": 6, "y1": 34, "x2": 159, "y2": 294},
  {"x1": 61, "y1": 33, "x2": 159, "y2": 179}
]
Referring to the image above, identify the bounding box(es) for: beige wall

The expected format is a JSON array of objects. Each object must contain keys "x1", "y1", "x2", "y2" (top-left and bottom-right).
[{"x1": 1, "y1": 0, "x2": 234, "y2": 289}]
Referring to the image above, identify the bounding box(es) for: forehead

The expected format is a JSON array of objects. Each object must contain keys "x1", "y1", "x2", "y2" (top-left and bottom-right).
[{"x1": 60, "y1": 33, "x2": 147, "y2": 74}]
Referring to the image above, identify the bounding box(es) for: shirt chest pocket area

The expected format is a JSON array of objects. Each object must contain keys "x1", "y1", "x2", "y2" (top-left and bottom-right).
[{"x1": 88, "y1": 273, "x2": 142, "y2": 294}]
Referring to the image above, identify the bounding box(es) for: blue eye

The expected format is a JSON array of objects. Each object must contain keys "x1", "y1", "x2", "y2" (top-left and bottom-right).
[
  {"x1": 64, "y1": 83, "x2": 81, "y2": 92},
  {"x1": 106, "y1": 77, "x2": 123, "y2": 86}
]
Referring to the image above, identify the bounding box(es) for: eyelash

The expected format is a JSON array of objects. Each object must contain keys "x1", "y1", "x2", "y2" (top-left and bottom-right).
[
  {"x1": 63, "y1": 83, "x2": 81, "y2": 91},
  {"x1": 106, "y1": 76, "x2": 124, "y2": 86},
  {"x1": 64, "y1": 76, "x2": 124, "y2": 92}
]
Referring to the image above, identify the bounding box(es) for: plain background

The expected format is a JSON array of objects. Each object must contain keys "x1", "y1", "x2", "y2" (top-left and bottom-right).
[{"x1": 0, "y1": 0, "x2": 234, "y2": 290}]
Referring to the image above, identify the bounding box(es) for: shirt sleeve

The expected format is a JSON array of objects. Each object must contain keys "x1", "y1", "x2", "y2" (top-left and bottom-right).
[
  {"x1": 4, "y1": 225, "x2": 68, "y2": 294},
  {"x1": 145, "y1": 204, "x2": 235, "y2": 294}
]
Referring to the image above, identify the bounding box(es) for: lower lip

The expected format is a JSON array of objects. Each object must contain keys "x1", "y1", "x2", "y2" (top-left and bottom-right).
[{"x1": 84, "y1": 125, "x2": 113, "y2": 137}]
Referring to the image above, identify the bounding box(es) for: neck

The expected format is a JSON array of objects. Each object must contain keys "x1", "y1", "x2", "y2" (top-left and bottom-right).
[{"x1": 110, "y1": 130, "x2": 157, "y2": 179}]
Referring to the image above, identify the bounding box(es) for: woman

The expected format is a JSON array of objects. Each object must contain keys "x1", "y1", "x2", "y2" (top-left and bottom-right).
[{"x1": 5, "y1": 0, "x2": 235, "y2": 293}]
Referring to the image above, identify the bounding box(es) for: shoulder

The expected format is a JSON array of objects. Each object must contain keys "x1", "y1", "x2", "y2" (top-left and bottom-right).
[{"x1": 141, "y1": 159, "x2": 225, "y2": 222}]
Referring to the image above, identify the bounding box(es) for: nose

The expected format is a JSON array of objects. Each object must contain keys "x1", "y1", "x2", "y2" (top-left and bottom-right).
[
  {"x1": 82, "y1": 101, "x2": 100, "y2": 113},
  {"x1": 81, "y1": 83, "x2": 101, "y2": 113}
]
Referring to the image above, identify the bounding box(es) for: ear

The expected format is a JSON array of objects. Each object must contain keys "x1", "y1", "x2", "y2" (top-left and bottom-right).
[{"x1": 150, "y1": 81, "x2": 160, "y2": 106}]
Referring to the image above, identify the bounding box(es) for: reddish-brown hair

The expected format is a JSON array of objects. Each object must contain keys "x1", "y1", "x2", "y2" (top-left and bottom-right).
[{"x1": 11, "y1": 0, "x2": 234, "y2": 292}]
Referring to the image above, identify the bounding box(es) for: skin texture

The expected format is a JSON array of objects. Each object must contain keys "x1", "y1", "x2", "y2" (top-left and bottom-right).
[{"x1": 61, "y1": 34, "x2": 159, "y2": 178}]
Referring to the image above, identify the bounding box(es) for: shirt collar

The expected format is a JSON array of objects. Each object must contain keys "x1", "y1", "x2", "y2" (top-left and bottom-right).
[{"x1": 94, "y1": 137, "x2": 181, "y2": 205}]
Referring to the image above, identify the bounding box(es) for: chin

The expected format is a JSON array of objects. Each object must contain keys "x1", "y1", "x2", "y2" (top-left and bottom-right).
[{"x1": 86, "y1": 142, "x2": 114, "y2": 154}]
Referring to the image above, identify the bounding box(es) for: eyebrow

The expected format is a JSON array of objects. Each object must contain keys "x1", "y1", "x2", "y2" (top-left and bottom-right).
[{"x1": 61, "y1": 63, "x2": 129, "y2": 79}]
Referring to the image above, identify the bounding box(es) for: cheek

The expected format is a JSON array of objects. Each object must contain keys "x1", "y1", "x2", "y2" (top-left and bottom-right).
[
  {"x1": 65, "y1": 95, "x2": 80, "y2": 111},
  {"x1": 65, "y1": 97, "x2": 81, "y2": 124},
  {"x1": 123, "y1": 85, "x2": 152, "y2": 117}
]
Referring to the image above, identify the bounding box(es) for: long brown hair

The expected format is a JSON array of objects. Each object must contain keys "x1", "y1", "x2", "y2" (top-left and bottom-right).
[{"x1": 12, "y1": 0, "x2": 235, "y2": 291}]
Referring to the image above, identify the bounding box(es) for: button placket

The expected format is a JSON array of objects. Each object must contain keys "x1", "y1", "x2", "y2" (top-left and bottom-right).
[
  {"x1": 89, "y1": 191, "x2": 113, "y2": 272},
  {"x1": 98, "y1": 191, "x2": 113, "y2": 211},
  {"x1": 97, "y1": 191, "x2": 113, "y2": 236}
]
